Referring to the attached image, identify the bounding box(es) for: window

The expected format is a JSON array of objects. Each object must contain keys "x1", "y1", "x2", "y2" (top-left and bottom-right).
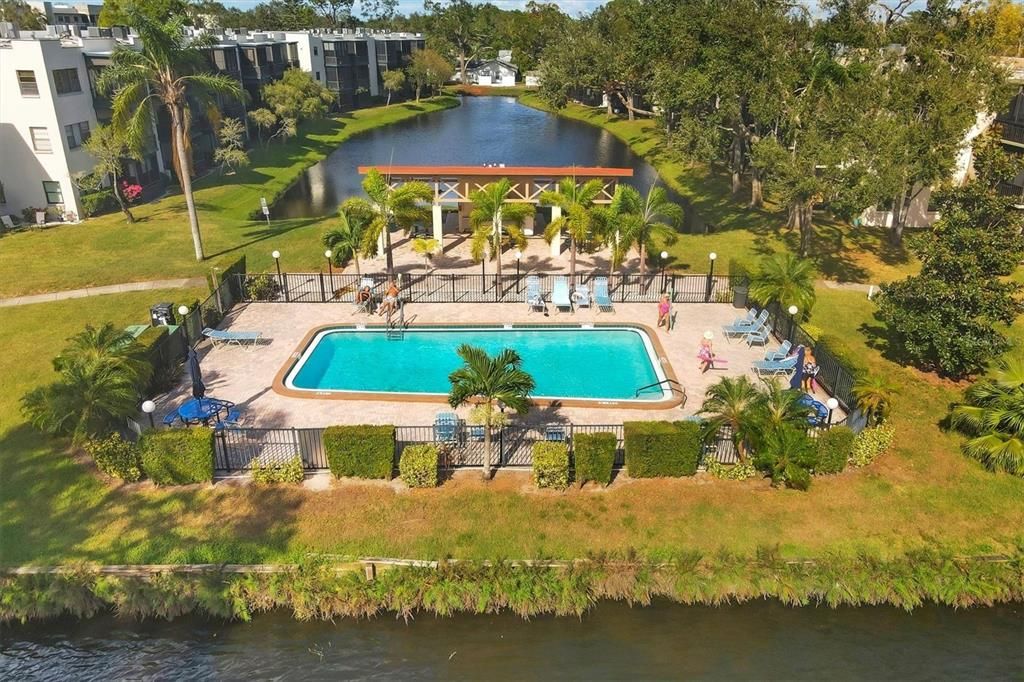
[
  {"x1": 43, "y1": 181, "x2": 63, "y2": 204},
  {"x1": 344, "y1": 42, "x2": 357, "y2": 55},
  {"x1": 213, "y1": 50, "x2": 227, "y2": 70},
  {"x1": 30, "y1": 127, "x2": 51, "y2": 153},
  {"x1": 17, "y1": 70, "x2": 38, "y2": 96},
  {"x1": 53, "y1": 68, "x2": 82, "y2": 95},
  {"x1": 64, "y1": 121, "x2": 90, "y2": 149},
  {"x1": 315, "y1": 71, "x2": 320, "y2": 81},
  {"x1": 313, "y1": 45, "x2": 318, "y2": 56},
  {"x1": 0, "y1": 181, "x2": 6, "y2": 204}
]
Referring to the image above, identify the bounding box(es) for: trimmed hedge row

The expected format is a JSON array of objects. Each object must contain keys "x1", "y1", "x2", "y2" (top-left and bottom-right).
[
  {"x1": 533, "y1": 442, "x2": 569, "y2": 489},
  {"x1": 324, "y1": 425, "x2": 396, "y2": 479},
  {"x1": 139, "y1": 428, "x2": 215, "y2": 485},
  {"x1": 573, "y1": 432, "x2": 616, "y2": 486},
  {"x1": 624, "y1": 421, "x2": 701, "y2": 477},
  {"x1": 400, "y1": 444, "x2": 439, "y2": 488},
  {"x1": 815, "y1": 426, "x2": 855, "y2": 474}
]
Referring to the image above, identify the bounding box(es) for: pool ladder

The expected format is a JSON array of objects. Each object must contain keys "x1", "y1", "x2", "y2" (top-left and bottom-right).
[
  {"x1": 386, "y1": 304, "x2": 408, "y2": 340},
  {"x1": 634, "y1": 378, "x2": 685, "y2": 399}
]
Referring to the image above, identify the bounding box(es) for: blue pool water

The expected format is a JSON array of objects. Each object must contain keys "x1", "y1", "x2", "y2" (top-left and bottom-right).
[{"x1": 286, "y1": 326, "x2": 668, "y2": 401}]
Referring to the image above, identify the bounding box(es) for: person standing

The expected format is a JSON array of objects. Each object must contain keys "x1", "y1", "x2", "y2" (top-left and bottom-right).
[
  {"x1": 802, "y1": 348, "x2": 820, "y2": 392},
  {"x1": 657, "y1": 294, "x2": 671, "y2": 329}
]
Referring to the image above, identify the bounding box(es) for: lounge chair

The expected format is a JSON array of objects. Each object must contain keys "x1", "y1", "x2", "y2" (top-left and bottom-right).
[
  {"x1": 1, "y1": 215, "x2": 18, "y2": 231},
  {"x1": 467, "y1": 425, "x2": 485, "y2": 442},
  {"x1": 765, "y1": 340, "x2": 792, "y2": 362},
  {"x1": 573, "y1": 284, "x2": 592, "y2": 309},
  {"x1": 434, "y1": 412, "x2": 459, "y2": 442},
  {"x1": 752, "y1": 355, "x2": 798, "y2": 376},
  {"x1": 545, "y1": 425, "x2": 566, "y2": 441},
  {"x1": 353, "y1": 277, "x2": 376, "y2": 314},
  {"x1": 525, "y1": 275, "x2": 545, "y2": 313},
  {"x1": 744, "y1": 327, "x2": 770, "y2": 347},
  {"x1": 203, "y1": 328, "x2": 262, "y2": 349},
  {"x1": 727, "y1": 308, "x2": 758, "y2": 328},
  {"x1": 594, "y1": 277, "x2": 614, "y2": 313},
  {"x1": 552, "y1": 276, "x2": 572, "y2": 313},
  {"x1": 162, "y1": 412, "x2": 179, "y2": 426},
  {"x1": 722, "y1": 309, "x2": 768, "y2": 339}
]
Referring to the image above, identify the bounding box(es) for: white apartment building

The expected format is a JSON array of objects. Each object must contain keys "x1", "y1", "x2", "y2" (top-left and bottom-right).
[{"x1": 27, "y1": 2, "x2": 102, "y2": 26}]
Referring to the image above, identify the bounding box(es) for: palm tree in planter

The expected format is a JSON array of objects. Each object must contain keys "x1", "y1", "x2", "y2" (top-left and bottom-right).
[
  {"x1": 607, "y1": 184, "x2": 683, "y2": 281},
  {"x1": 748, "y1": 253, "x2": 817, "y2": 316},
  {"x1": 412, "y1": 237, "x2": 441, "y2": 273},
  {"x1": 753, "y1": 380, "x2": 814, "y2": 433},
  {"x1": 540, "y1": 177, "x2": 603, "y2": 285},
  {"x1": 699, "y1": 375, "x2": 761, "y2": 462},
  {"x1": 345, "y1": 169, "x2": 432, "y2": 278},
  {"x1": 950, "y1": 357, "x2": 1024, "y2": 476},
  {"x1": 852, "y1": 375, "x2": 897, "y2": 426},
  {"x1": 448, "y1": 345, "x2": 535, "y2": 479},
  {"x1": 323, "y1": 204, "x2": 372, "y2": 277},
  {"x1": 469, "y1": 179, "x2": 533, "y2": 281},
  {"x1": 97, "y1": 12, "x2": 244, "y2": 261}
]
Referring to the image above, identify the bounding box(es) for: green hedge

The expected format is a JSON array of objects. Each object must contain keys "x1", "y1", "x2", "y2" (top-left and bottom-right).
[
  {"x1": 624, "y1": 421, "x2": 701, "y2": 477},
  {"x1": 135, "y1": 326, "x2": 181, "y2": 393},
  {"x1": 84, "y1": 433, "x2": 142, "y2": 482},
  {"x1": 323, "y1": 425, "x2": 395, "y2": 479},
  {"x1": 532, "y1": 441, "x2": 569, "y2": 489},
  {"x1": 816, "y1": 334, "x2": 869, "y2": 379},
  {"x1": 574, "y1": 432, "x2": 616, "y2": 486},
  {"x1": 139, "y1": 428, "x2": 215, "y2": 485},
  {"x1": 815, "y1": 426, "x2": 855, "y2": 474},
  {"x1": 400, "y1": 444, "x2": 439, "y2": 488},
  {"x1": 251, "y1": 455, "x2": 304, "y2": 484}
]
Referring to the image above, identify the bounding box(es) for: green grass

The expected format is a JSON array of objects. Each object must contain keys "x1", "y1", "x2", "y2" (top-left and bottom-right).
[{"x1": 0, "y1": 97, "x2": 459, "y2": 298}]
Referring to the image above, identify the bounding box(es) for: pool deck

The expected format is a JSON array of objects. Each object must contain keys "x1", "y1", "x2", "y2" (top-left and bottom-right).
[{"x1": 156, "y1": 300, "x2": 842, "y2": 428}]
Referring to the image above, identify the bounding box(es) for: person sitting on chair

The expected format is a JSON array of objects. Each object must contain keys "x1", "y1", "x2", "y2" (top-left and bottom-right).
[
  {"x1": 356, "y1": 285, "x2": 372, "y2": 305},
  {"x1": 377, "y1": 280, "x2": 400, "y2": 316}
]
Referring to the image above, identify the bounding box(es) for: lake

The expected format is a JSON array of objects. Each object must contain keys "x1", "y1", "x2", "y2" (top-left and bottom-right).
[{"x1": 3, "y1": 601, "x2": 1022, "y2": 679}]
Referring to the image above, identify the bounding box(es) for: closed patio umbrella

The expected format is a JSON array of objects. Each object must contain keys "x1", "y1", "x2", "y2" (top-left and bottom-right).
[
  {"x1": 789, "y1": 345, "x2": 805, "y2": 391},
  {"x1": 187, "y1": 347, "x2": 206, "y2": 399}
]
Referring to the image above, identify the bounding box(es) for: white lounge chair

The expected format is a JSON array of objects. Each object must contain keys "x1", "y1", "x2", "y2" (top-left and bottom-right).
[
  {"x1": 552, "y1": 276, "x2": 572, "y2": 313},
  {"x1": 573, "y1": 284, "x2": 592, "y2": 309},
  {"x1": 525, "y1": 275, "x2": 545, "y2": 313},
  {"x1": 203, "y1": 328, "x2": 262, "y2": 349}
]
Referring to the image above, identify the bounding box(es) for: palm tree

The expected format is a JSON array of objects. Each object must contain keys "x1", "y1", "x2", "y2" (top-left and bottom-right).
[
  {"x1": 852, "y1": 375, "x2": 897, "y2": 426},
  {"x1": 699, "y1": 376, "x2": 762, "y2": 462},
  {"x1": 448, "y1": 345, "x2": 535, "y2": 479},
  {"x1": 411, "y1": 237, "x2": 440, "y2": 273},
  {"x1": 950, "y1": 357, "x2": 1024, "y2": 476},
  {"x1": 606, "y1": 184, "x2": 683, "y2": 280},
  {"x1": 469, "y1": 179, "x2": 533, "y2": 280},
  {"x1": 22, "y1": 324, "x2": 151, "y2": 444},
  {"x1": 343, "y1": 169, "x2": 432, "y2": 277},
  {"x1": 752, "y1": 380, "x2": 814, "y2": 434},
  {"x1": 96, "y1": 12, "x2": 244, "y2": 261},
  {"x1": 753, "y1": 425, "x2": 818, "y2": 490},
  {"x1": 748, "y1": 253, "x2": 817, "y2": 315},
  {"x1": 540, "y1": 177, "x2": 603, "y2": 285},
  {"x1": 322, "y1": 204, "x2": 372, "y2": 276}
]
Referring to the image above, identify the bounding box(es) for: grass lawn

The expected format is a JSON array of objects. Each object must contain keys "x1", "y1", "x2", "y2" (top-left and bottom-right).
[{"x1": 0, "y1": 97, "x2": 459, "y2": 299}]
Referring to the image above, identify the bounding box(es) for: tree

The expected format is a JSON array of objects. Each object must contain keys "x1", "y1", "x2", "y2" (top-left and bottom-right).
[
  {"x1": 751, "y1": 380, "x2": 813, "y2": 434},
  {"x1": 323, "y1": 205, "x2": 371, "y2": 276},
  {"x1": 381, "y1": 69, "x2": 406, "y2": 107},
  {"x1": 97, "y1": 11, "x2": 244, "y2": 261},
  {"x1": 426, "y1": 0, "x2": 492, "y2": 85},
  {"x1": 540, "y1": 177, "x2": 602, "y2": 285},
  {"x1": 0, "y1": 0, "x2": 45, "y2": 28},
  {"x1": 605, "y1": 184, "x2": 682, "y2": 280},
  {"x1": 21, "y1": 324, "x2": 151, "y2": 445},
  {"x1": 309, "y1": 0, "x2": 353, "y2": 25},
  {"x1": 753, "y1": 424, "x2": 818, "y2": 490},
  {"x1": 98, "y1": 0, "x2": 190, "y2": 26},
  {"x1": 468, "y1": 179, "x2": 532, "y2": 281},
  {"x1": 213, "y1": 118, "x2": 249, "y2": 174},
  {"x1": 748, "y1": 253, "x2": 817, "y2": 316},
  {"x1": 408, "y1": 48, "x2": 453, "y2": 102},
  {"x1": 248, "y1": 108, "x2": 277, "y2": 147},
  {"x1": 262, "y1": 68, "x2": 335, "y2": 127},
  {"x1": 411, "y1": 237, "x2": 440, "y2": 272},
  {"x1": 989, "y1": 0, "x2": 1024, "y2": 57},
  {"x1": 852, "y1": 375, "x2": 896, "y2": 427},
  {"x1": 343, "y1": 168, "x2": 432, "y2": 277},
  {"x1": 950, "y1": 356, "x2": 1024, "y2": 476},
  {"x1": 698, "y1": 375, "x2": 762, "y2": 463},
  {"x1": 447, "y1": 345, "x2": 534, "y2": 479},
  {"x1": 81, "y1": 124, "x2": 140, "y2": 224}
]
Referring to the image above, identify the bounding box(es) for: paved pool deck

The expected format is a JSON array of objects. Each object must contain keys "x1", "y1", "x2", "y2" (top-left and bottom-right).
[{"x1": 154, "y1": 300, "x2": 841, "y2": 429}]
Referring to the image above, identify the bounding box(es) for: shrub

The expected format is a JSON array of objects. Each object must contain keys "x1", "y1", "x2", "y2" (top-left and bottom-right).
[
  {"x1": 247, "y1": 273, "x2": 281, "y2": 301},
  {"x1": 84, "y1": 433, "x2": 142, "y2": 482},
  {"x1": 705, "y1": 459, "x2": 759, "y2": 481},
  {"x1": 753, "y1": 425, "x2": 818, "y2": 490},
  {"x1": 139, "y1": 428, "x2": 215, "y2": 485},
  {"x1": 815, "y1": 334, "x2": 869, "y2": 380},
  {"x1": 850, "y1": 423, "x2": 896, "y2": 467},
  {"x1": 815, "y1": 426, "x2": 855, "y2": 474},
  {"x1": 323, "y1": 425, "x2": 395, "y2": 479},
  {"x1": 80, "y1": 190, "x2": 116, "y2": 217},
  {"x1": 532, "y1": 441, "x2": 569, "y2": 489},
  {"x1": 400, "y1": 444, "x2": 439, "y2": 488},
  {"x1": 623, "y1": 421, "x2": 701, "y2": 478},
  {"x1": 251, "y1": 455, "x2": 304, "y2": 484},
  {"x1": 573, "y1": 432, "x2": 616, "y2": 486}
]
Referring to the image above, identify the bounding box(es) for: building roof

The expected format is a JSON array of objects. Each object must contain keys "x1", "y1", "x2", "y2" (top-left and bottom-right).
[{"x1": 357, "y1": 165, "x2": 634, "y2": 178}]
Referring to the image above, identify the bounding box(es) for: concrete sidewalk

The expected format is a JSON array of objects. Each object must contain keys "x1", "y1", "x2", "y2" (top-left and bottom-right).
[{"x1": 0, "y1": 278, "x2": 206, "y2": 308}]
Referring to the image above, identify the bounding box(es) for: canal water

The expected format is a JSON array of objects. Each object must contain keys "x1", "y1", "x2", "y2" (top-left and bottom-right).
[
  {"x1": 3, "y1": 601, "x2": 1022, "y2": 679},
  {"x1": 274, "y1": 96, "x2": 698, "y2": 226}
]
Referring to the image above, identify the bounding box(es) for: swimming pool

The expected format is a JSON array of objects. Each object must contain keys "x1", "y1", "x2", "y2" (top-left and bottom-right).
[{"x1": 279, "y1": 325, "x2": 677, "y2": 405}]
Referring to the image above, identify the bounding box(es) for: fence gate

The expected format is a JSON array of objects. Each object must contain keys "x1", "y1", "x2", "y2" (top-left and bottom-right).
[{"x1": 215, "y1": 427, "x2": 327, "y2": 472}]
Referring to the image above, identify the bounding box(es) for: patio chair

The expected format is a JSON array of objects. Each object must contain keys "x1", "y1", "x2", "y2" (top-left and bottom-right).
[
  {"x1": 722, "y1": 309, "x2": 768, "y2": 339},
  {"x1": 752, "y1": 355, "x2": 798, "y2": 377},
  {"x1": 764, "y1": 340, "x2": 792, "y2": 362},
  {"x1": 353, "y1": 277, "x2": 376, "y2": 314},
  {"x1": 798, "y1": 394, "x2": 830, "y2": 425},
  {"x1": 551, "y1": 276, "x2": 572, "y2": 313},
  {"x1": 467, "y1": 425, "x2": 485, "y2": 442},
  {"x1": 1, "y1": 215, "x2": 18, "y2": 231},
  {"x1": 203, "y1": 328, "x2": 262, "y2": 350},
  {"x1": 35, "y1": 211, "x2": 46, "y2": 227},
  {"x1": 545, "y1": 425, "x2": 567, "y2": 441},
  {"x1": 525, "y1": 275, "x2": 545, "y2": 313},
  {"x1": 573, "y1": 284, "x2": 592, "y2": 309},
  {"x1": 433, "y1": 412, "x2": 459, "y2": 442},
  {"x1": 744, "y1": 327, "x2": 771, "y2": 347},
  {"x1": 594, "y1": 277, "x2": 614, "y2": 313},
  {"x1": 727, "y1": 308, "x2": 758, "y2": 328},
  {"x1": 162, "y1": 412, "x2": 178, "y2": 426}
]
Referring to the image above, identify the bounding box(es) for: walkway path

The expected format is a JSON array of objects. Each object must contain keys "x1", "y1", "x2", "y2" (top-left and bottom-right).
[{"x1": 0, "y1": 277, "x2": 206, "y2": 308}]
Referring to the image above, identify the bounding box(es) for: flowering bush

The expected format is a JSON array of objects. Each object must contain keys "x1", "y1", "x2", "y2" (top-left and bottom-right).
[
  {"x1": 705, "y1": 458, "x2": 759, "y2": 480},
  {"x1": 850, "y1": 423, "x2": 896, "y2": 467},
  {"x1": 120, "y1": 181, "x2": 143, "y2": 203}
]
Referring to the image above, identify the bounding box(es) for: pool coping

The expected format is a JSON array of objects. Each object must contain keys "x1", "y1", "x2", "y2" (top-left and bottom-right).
[{"x1": 271, "y1": 322, "x2": 685, "y2": 410}]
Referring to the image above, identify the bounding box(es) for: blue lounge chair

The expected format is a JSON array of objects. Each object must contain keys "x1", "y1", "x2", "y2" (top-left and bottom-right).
[
  {"x1": 468, "y1": 425, "x2": 485, "y2": 442},
  {"x1": 744, "y1": 327, "x2": 771, "y2": 347},
  {"x1": 203, "y1": 328, "x2": 262, "y2": 349},
  {"x1": 573, "y1": 284, "x2": 592, "y2": 309},
  {"x1": 727, "y1": 308, "x2": 758, "y2": 328},
  {"x1": 723, "y1": 309, "x2": 768, "y2": 339},
  {"x1": 434, "y1": 412, "x2": 459, "y2": 441},
  {"x1": 525, "y1": 275, "x2": 545, "y2": 313},
  {"x1": 552, "y1": 276, "x2": 572, "y2": 313},
  {"x1": 765, "y1": 340, "x2": 792, "y2": 361},
  {"x1": 162, "y1": 412, "x2": 178, "y2": 426},
  {"x1": 594, "y1": 277, "x2": 614, "y2": 313},
  {"x1": 545, "y1": 425, "x2": 566, "y2": 441},
  {"x1": 752, "y1": 355, "x2": 798, "y2": 376}
]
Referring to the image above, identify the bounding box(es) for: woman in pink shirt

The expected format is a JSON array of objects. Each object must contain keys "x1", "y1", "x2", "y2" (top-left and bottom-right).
[{"x1": 657, "y1": 294, "x2": 671, "y2": 329}]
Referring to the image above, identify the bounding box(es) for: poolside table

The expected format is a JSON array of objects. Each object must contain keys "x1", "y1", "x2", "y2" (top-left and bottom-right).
[{"x1": 176, "y1": 398, "x2": 233, "y2": 426}]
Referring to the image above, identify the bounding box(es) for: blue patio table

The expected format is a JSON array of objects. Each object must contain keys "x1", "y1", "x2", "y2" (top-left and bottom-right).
[{"x1": 177, "y1": 397, "x2": 232, "y2": 425}]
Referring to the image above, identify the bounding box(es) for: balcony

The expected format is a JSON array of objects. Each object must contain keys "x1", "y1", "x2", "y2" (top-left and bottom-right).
[
  {"x1": 996, "y1": 119, "x2": 1024, "y2": 146},
  {"x1": 996, "y1": 181, "x2": 1024, "y2": 204}
]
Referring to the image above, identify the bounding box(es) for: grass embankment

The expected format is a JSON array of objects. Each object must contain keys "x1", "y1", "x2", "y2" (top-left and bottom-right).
[{"x1": 0, "y1": 96, "x2": 459, "y2": 299}]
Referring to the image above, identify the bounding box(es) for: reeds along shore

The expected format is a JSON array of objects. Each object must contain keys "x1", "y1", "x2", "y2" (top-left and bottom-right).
[{"x1": 3, "y1": 550, "x2": 1022, "y2": 623}]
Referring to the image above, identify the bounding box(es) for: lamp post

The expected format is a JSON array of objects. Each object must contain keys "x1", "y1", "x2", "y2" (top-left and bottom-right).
[
  {"x1": 826, "y1": 397, "x2": 839, "y2": 426},
  {"x1": 787, "y1": 304, "x2": 798, "y2": 343},
  {"x1": 177, "y1": 304, "x2": 190, "y2": 348},
  {"x1": 660, "y1": 250, "x2": 668, "y2": 293},
  {"x1": 324, "y1": 249, "x2": 333, "y2": 279},
  {"x1": 142, "y1": 399, "x2": 156, "y2": 429},
  {"x1": 481, "y1": 257, "x2": 486, "y2": 293},
  {"x1": 706, "y1": 251, "x2": 717, "y2": 302},
  {"x1": 272, "y1": 250, "x2": 288, "y2": 302},
  {"x1": 514, "y1": 249, "x2": 522, "y2": 293}
]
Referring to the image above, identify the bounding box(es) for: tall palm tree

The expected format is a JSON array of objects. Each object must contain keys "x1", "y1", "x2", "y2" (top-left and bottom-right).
[
  {"x1": 950, "y1": 357, "x2": 1024, "y2": 476},
  {"x1": 540, "y1": 177, "x2": 604, "y2": 285},
  {"x1": 748, "y1": 253, "x2": 817, "y2": 315},
  {"x1": 448, "y1": 345, "x2": 535, "y2": 479},
  {"x1": 752, "y1": 380, "x2": 813, "y2": 434},
  {"x1": 468, "y1": 179, "x2": 533, "y2": 280},
  {"x1": 322, "y1": 204, "x2": 372, "y2": 276},
  {"x1": 607, "y1": 184, "x2": 683, "y2": 280},
  {"x1": 699, "y1": 375, "x2": 762, "y2": 462},
  {"x1": 96, "y1": 12, "x2": 244, "y2": 261},
  {"x1": 852, "y1": 375, "x2": 897, "y2": 426},
  {"x1": 344, "y1": 169, "x2": 432, "y2": 277}
]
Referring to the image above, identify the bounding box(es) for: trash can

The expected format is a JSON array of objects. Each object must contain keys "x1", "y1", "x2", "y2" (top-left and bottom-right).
[
  {"x1": 731, "y1": 281, "x2": 749, "y2": 309},
  {"x1": 150, "y1": 302, "x2": 175, "y2": 327}
]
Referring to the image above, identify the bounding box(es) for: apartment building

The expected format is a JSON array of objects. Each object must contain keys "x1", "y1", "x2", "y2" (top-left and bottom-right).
[
  {"x1": 993, "y1": 58, "x2": 1024, "y2": 208},
  {"x1": 27, "y1": 2, "x2": 102, "y2": 26}
]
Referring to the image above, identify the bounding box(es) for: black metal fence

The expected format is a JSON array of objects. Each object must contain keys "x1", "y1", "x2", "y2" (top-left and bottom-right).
[
  {"x1": 179, "y1": 275, "x2": 242, "y2": 347},
  {"x1": 235, "y1": 271, "x2": 746, "y2": 306}
]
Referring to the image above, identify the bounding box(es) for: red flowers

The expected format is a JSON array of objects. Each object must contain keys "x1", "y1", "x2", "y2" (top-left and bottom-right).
[{"x1": 120, "y1": 181, "x2": 143, "y2": 203}]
